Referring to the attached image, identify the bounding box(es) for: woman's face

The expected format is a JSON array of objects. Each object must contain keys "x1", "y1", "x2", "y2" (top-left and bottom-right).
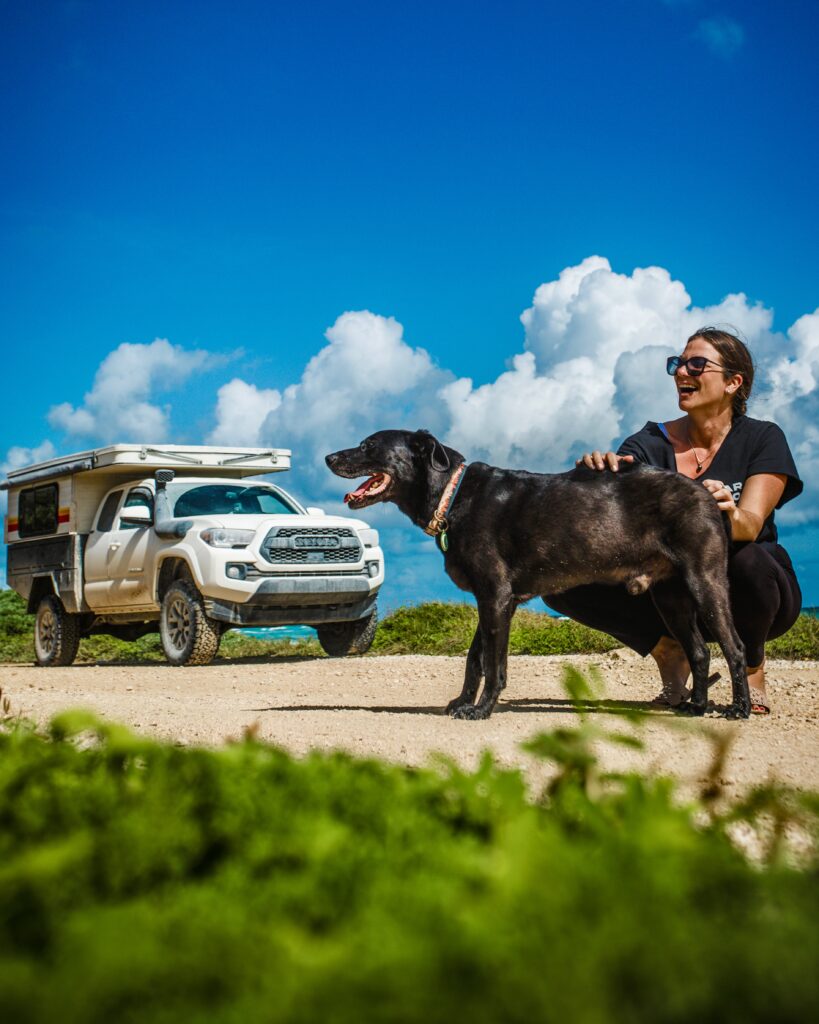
[{"x1": 674, "y1": 336, "x2": 740, "y2": 413}]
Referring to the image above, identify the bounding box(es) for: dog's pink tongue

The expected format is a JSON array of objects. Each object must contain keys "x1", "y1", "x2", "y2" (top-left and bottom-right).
[{"x1": 344, "y1": 476, "x2": 378, "y2": 503}]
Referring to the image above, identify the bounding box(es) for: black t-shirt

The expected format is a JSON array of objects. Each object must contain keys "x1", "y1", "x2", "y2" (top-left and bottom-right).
[{"x1": 617, "y1": 415, "x2": 803, "y2": 544}]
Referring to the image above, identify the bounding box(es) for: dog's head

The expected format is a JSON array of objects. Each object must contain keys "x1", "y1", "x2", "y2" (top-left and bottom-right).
[{"x1": 326, "y1": 429, "x2": 461, "y2": 513}]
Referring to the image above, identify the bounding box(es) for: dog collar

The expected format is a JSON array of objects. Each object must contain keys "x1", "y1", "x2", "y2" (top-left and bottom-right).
[{"x1": 424, "y1": 462, "x2": 467, "y2": 552}]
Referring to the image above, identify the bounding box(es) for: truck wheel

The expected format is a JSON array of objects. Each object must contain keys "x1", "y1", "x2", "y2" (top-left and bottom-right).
[
  {"x1": 160, "y1": 581, "x2": 222, "y2": 666},
  {"x1": 316, "y1": 609, "x2": 378, "y2": 657},
  {"x1": 34, "y1": 595, "x2": 81, "y2": 667}
]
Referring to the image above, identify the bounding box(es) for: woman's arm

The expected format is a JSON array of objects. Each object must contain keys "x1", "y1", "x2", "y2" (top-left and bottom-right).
[{"x1": 701, "y1": 473, "x2": 787, "y2": 541}]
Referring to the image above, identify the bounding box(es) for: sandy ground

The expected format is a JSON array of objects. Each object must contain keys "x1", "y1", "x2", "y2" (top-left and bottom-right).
[{"x1": 3, "y1": 649, "x2": 818, "y2": 797}]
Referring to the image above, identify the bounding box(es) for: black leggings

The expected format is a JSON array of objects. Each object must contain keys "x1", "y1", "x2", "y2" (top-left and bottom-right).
[{"x1": 544, "y1": 542, "x2": 802, "y2": 668}]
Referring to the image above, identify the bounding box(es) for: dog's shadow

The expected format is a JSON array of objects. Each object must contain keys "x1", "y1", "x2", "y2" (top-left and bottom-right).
[{"x1": 246, "y1": 697, "x2": 669, "y2": 717}]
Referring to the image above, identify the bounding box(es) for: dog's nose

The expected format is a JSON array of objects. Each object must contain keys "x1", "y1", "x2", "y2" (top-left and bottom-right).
[{"x1": 325, "y1": 452, "x2": 338, "y2": 468}]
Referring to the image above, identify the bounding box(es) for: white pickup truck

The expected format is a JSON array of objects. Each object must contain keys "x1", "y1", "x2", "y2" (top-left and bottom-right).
[{"x1": 2, "y1": 444, "x2": 384, "y2": 666}]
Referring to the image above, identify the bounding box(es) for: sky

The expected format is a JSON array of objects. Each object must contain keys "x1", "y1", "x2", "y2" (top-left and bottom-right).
[{"x1": 1, "y1": 0, "x2": 818, "y2": 611}]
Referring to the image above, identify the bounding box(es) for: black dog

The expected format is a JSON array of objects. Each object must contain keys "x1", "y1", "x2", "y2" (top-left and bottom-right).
[{"x1": 326, "y1": 429, "x2": 749, "y2": 720}]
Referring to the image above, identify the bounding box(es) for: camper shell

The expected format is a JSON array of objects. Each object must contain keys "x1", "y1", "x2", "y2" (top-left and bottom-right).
[{"x1": 4, "y1": 445, "x2": 291, "y2": 613}]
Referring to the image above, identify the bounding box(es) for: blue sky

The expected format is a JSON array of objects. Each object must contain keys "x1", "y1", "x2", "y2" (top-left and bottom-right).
[{"x1": 1, "y1": 0, "x2": 818, "y2": 610}]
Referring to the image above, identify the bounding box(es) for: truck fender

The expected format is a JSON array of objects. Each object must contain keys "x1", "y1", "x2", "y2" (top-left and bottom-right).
[{"x1": 154, "y1": 546, "x2": 207, "y2": 602}]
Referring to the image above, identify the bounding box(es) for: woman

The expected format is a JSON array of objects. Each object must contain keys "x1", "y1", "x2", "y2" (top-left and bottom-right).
[{"x1": 546, "y1": 327, "x2": 803, "y2": 714}]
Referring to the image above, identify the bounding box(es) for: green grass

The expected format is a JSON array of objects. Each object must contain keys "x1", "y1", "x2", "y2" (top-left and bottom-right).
[
  {"x1": 0, "y1": 685, "x2": 817, "y2": 1023},
  {"x1": 2, "y1": 589, "x2": 818, "y2": 663},
  {"x1": 370, "y1": 602, "x2": 621, "y2": 656}
]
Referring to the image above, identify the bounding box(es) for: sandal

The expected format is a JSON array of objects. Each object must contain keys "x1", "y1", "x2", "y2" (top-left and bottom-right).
[
  {"x1": 650, "y1": 682, "x2": 692, "y2": 708},
  {"x1": 749, "y1": 686, "x2": 771, "y2": 716}
]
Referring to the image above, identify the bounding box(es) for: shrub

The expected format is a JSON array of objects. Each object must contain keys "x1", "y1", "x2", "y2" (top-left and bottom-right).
[
  {"x1": 765, "y1": 612, "x2": 819, "y2": 659},
  {"x1": 371, "y1": 601, "x2": 480, "y2": 654}
]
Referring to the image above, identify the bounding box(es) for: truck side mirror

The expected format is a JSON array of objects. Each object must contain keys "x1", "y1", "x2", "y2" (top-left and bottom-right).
[
  {"x1": 120, "y1": 506, "x2": 153, "y2": 527},
  {"x1": 305, "y1": 506, "x2": 326, "y2": 516}
]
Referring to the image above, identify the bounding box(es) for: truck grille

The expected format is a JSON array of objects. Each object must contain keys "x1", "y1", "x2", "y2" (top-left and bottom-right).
[{"x1": 261, "y1": 526, "x2": 361, "y2": 565}]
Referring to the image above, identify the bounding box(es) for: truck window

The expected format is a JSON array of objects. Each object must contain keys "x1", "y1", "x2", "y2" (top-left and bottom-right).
[
  {"x1": 120, "y1": 487, "x2": 154, "y2": 530},
  {"x1": 169, "y1": 483, "x2": 298, "y2": 516},
  {"x1": 96, "y1": 490, "x2": 124, "y2": 532},
  {"x1": 19, "y1": 484, "x2": 59, "y2": 537}
]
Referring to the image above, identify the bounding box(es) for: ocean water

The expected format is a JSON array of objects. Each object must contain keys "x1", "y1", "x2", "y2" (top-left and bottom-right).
[{"x1": 236, "y1": 625, "x2": 317, "y2": 642}]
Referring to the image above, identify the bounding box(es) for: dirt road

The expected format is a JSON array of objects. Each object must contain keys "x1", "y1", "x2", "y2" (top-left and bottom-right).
[{"x1": 3, "y1": 650, "x2": 817, "y2": 795}]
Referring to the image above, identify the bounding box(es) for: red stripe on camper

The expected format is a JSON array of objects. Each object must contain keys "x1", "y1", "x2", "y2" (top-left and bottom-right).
[{"x1": 58, "y1": 508, "x2": 71, "y2": 525}]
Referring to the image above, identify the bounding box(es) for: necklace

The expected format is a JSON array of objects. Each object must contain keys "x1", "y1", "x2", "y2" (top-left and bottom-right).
[{"x1": 685, "y1": 423, "x2": 726, "y2": 474}]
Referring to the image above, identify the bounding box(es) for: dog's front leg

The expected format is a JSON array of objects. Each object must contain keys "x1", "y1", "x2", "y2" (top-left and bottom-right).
[
  {"x1": 446, "y1": 628, "x2": 483, "y2": 714},
  {"x1": 451, "y1": 594, "x2": 512, "y2": 721}
]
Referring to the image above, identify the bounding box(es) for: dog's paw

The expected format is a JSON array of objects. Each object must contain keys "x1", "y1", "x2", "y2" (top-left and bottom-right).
[
  {"x1": 723, "y1": 701, "x2": 751, "y2": 720},
  {"x1": 676, "y1": 700, "x2": 707, "y2": 717},
  {"x1": 445, "y1": 698, "x2": 470, "y2": 715},
  {"x1": 451, "y1": 704, "x2": 491, "y2": 721}
]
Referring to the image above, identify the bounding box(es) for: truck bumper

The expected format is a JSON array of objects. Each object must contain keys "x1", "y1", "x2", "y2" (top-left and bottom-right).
[{"x1": 203, "y1": 578, "x2": 379, "y2": 627}]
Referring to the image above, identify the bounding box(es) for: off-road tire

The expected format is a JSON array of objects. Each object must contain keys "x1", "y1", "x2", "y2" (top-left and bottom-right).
[
  {"x1": 34, "y1": 595, "x2": 81, "y2": 667},
  {"x1": 316, "y1": 609, "x2": 378, "y2": 657},
  {"x1": 160, "y1": 580, "x2": 222, "y2": 666}
]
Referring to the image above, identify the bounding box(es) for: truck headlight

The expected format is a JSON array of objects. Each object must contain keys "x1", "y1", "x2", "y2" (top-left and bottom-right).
[
  {"x1": 200, "y1": 528, "x2": 256, "y2": 549},
  {"x1": 360, "y1": 528, "x2": 379, "y2": 548}
]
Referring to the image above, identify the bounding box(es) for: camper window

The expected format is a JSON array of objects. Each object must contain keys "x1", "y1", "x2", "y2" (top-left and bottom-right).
[{"x1": 19, "y1": 484, "x2": 59, "y2": 538}]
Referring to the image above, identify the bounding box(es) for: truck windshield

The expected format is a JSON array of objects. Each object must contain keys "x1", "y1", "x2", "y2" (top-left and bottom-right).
[{"x1": 167, "y1": 483, "x2": 299, "y2": 517}]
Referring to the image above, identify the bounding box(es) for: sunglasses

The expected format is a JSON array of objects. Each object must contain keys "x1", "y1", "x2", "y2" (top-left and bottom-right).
[{"x1": 666, "y1": 355, "x2": 735, "y2": 377}]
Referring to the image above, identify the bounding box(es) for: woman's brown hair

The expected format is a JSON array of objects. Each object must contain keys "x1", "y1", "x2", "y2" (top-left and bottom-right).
[{"x1": 687, "y1": 326, "x2": 754, "y2": 417}]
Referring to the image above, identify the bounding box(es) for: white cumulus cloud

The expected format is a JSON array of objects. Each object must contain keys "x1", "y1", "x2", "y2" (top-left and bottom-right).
[
  {"x1": 256, "y1": 310, "x2": 451, "y2": 481},
  {"x1": 441, "y1": 351, "x2": 619, "y2": 467},
  {"x1": 47, "y1": 338, "x2": 214, "y2": 442},
  {"x1": 753, "y1": 309, "x2": 819, "y2": 525},
  {"x1": 208, "y1": 379, "x2": 282, "y2": 446},
  {"x1": 2, "y1": 440, "x2": 57, "y2": 474},
  {"x1": 442, "y1": 256, "x2": 786, "y2": 471}
]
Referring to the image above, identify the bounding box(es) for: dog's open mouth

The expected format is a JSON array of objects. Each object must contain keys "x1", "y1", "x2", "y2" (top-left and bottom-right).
[{"x1": 344, "y1": 472, "x2": 392, "y2": 508}]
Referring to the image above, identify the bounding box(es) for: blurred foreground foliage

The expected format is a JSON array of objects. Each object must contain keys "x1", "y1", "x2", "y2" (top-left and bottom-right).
[
  {"x1": 0, "y1": 671, "x2": 818, "y2": 1023},
  {"x1": 3, "y1": 589, "x2": 817, "y2": 662}
]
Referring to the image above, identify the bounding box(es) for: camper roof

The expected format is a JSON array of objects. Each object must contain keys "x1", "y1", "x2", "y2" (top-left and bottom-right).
[{"x1": 2, "y1": 444, "x2": 292, "y2": 490}]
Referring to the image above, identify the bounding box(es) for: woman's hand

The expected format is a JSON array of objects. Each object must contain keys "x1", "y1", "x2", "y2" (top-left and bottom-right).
[
  {"x1": 701, "y1": 479, "x2": 737, "y2": 513},
  {"x1": 575, "y1": 451, "x2": 635, "y2": 471},
  {"x1": 701, "y1": 473, "x2": 786, "y2": 542}
]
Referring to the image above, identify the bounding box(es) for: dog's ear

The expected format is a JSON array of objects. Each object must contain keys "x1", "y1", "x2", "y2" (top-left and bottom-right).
[{"x1": 414, "y1": 429, "x2": 451, "y2": 472}]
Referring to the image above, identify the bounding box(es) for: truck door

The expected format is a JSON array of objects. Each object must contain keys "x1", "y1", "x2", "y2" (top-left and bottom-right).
[{"x1": 84, "y1": 487, "x2": 159, "y2": 610}]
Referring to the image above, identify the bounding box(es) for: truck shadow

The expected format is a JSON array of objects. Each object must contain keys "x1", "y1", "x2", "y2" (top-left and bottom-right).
[{"x1": 77, "y1": 653, "x2": 327, "y2": 667}]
